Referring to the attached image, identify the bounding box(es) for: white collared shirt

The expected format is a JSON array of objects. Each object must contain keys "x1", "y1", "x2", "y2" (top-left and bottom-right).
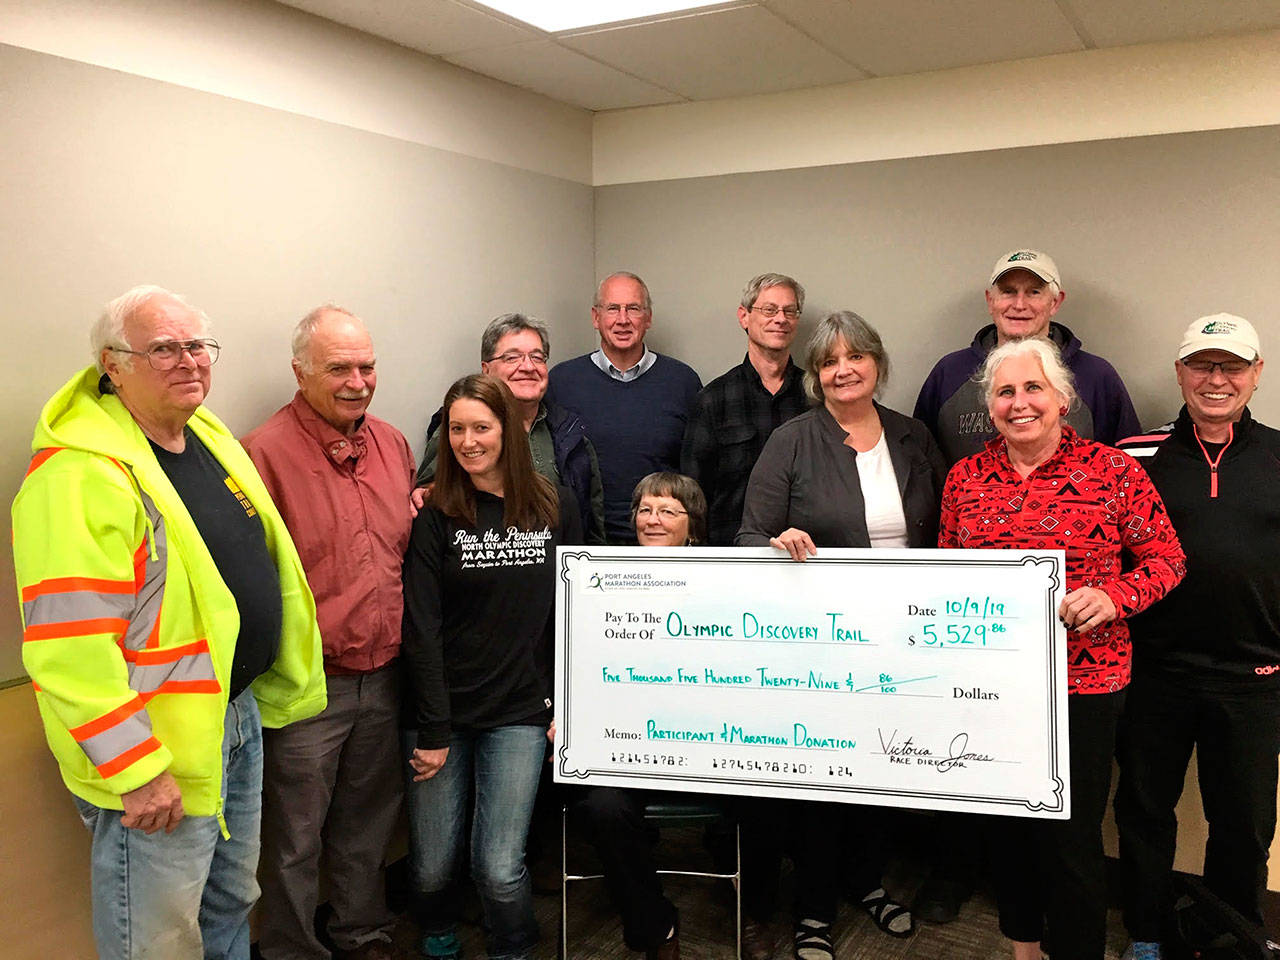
[{"x1": 590, "y1": 346, "x2": 657, "y2": 382}]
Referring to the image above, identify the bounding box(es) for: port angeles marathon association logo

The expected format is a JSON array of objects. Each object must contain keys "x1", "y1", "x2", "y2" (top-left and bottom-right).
[{"x1": 585, "y1": 569, "x2": 687, "y2": 592}]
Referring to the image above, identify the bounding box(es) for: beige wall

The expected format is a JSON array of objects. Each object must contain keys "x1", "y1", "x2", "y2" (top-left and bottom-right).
[
  {"x1": 0, "y1": 8, "x2": 597, "y2": 951},
  {"x1": 0, "y1": 0, "x2": 593, "y2": 183},
  {"x1": 0, "y1": 41, "x2": 597, "y2": 684},
  {"x1": 594, "y1": 124, "x2": 1280, "y2": 429},
  {"x1": 592, "y1": 28, "x2": 1280, "y2": 185},
  {"x1": 1, "y1": 683, "x2": 95, "y2": 959},
  {"x1": 0, "y1": 29, "x2": 595, "y2": 959}
]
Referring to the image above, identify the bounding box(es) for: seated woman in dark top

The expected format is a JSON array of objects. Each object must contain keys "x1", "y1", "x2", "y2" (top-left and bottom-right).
[
  {"x1": 737, "y1": 310, "x2": 949, "y2": 959},
  {"x1": 632, "y1": 470, "x2": 707, "y2": 548},
  {"x1": 402, "y1": 374, "x2": 582, "y2": 960},
  {"x1": 576, "y1": 472, "x2": 707, "y2": 960}
]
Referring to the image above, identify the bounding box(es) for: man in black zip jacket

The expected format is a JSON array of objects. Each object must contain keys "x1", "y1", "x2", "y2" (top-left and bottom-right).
[
  {"x1": 1114, "y1": 314, "x2": 1279, "y2": 960},
  {"x1": 415, "y1": 313, "x2": 606, "y2": 544}
]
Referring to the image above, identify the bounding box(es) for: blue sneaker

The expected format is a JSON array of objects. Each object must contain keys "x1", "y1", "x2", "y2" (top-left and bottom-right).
[
  {"x1": 421, "y1": 931, "x2": 461, "y2": 959},
  {"x1": 1121, "y1": 942, "x2": 1162, "y2": 960}
]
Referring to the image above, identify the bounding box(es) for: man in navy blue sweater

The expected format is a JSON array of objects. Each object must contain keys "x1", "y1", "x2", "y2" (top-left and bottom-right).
[{"x1": 547, "y1": 272, "x2": 702, "y2": 543}]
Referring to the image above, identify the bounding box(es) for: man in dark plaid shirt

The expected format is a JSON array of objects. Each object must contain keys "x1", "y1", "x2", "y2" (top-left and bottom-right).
[{"x1": 680, "y1": 273, "x2": 809, "y2": 546}]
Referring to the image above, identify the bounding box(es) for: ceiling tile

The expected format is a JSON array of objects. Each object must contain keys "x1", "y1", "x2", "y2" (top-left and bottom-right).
[
  {"x1": 764, "y1": 0, "x2": 1085, "y2": 77},
  {"x1": 272, "y1": 0, "x2": 1279, "y2": 112},
  {"x1": 277, "y1": 0, "x2": 536, "y2": 56},
  {"x1": 559, "y1": 5, "x2": 868, "y2": 101},
  {"x1": 1064, "y1": 0, "x2": 1280, "y2": 47},
  {"x1": 446, "y1": 41, "x2": 683, "y2": 110}
]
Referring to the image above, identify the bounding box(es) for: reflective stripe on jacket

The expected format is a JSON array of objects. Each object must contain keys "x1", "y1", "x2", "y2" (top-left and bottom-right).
[{"x1": 12, "y1": 367, "x2": 326, "y2": 816}]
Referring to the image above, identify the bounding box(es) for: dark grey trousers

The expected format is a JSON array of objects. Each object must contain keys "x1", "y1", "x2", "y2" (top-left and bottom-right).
[{"x1": 257, "y1": 664, "x2": 403, "y2": 959}]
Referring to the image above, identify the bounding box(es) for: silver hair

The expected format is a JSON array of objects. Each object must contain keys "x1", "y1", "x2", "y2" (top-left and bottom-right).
[
  {"x1": 91, "y1": 284, "x2": 209, "y2": 373},
  {"x1": 480, "y1": 313, "x2": 551, "y2": 363},
  {"x1": 803, "y1": 311, "x2": 890, "y2": 403},
  {"x1": 739, "y1": 273, "x2": 805, "y2": 313},
  {"x1": 978, "y1": 337, "x2": 1077, "y2": 411},
  {"x1": 594, "y1": 271, "x2": 652, "y2": 313},
  {"x1": 291, "y1": 304, "x2": 363, "y2": 372}
]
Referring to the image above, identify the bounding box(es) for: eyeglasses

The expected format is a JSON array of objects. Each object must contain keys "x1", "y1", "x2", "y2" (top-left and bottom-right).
[
  {"x1": 111, "y1": 338, "x2": 221, "y2": 370},
  {"x1": 636, "y1": 505, "x2": 687, "y2": 522},
  {"x1": 1181, "y1": 358, "x2": 1254, "y2": 376},
  {"x1": 597, "y1": 303, "x2": 648, "y2": 319},
  {"x1": 487, "y1": 350, "x2": 548, "y2": 367},
  {"x1": 751, "y1": 304, "x2": 801, "y2": 320},
  {"x1": 990, "y1": 287, "x2": 1054, "y2": 303}
]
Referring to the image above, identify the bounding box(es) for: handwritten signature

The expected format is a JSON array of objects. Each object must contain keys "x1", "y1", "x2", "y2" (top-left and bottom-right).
[{"x1": 877, "y1": 728, "x2": 997, "y2": 773}]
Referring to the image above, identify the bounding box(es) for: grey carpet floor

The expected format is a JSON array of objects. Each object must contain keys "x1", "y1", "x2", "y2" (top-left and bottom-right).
[{"x1": 386, "y1": 824, "x2": 1132, "y2": 959}]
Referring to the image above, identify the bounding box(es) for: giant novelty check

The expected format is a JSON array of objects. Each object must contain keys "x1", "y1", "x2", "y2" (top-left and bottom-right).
[{"x1": 553, "y1": 547, "x2": 1071, "y2": 819}]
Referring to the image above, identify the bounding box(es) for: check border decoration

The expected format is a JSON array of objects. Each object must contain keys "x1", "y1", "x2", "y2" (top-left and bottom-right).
[{"x1": 555, "y1": 549, "x2": 1068, "y2": 817}]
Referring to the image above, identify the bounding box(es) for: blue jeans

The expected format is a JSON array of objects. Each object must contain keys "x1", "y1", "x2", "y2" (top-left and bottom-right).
[
  {"x1": 404, "y1": 724, "x2": 545, "y2": 959},
  {"x1": 75, "y1": 689, "x2": 263, "y2": 960}
]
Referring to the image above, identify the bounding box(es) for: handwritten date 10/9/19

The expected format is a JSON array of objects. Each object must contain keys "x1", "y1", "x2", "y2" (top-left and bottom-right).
[{"x1": 924, "y1": 597, "x2": 1008, "y2": 619}]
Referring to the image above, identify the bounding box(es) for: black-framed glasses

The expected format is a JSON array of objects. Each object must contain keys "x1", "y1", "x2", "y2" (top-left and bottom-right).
[
  {"x1": 1181, "y1": 357, "x2": 1254, "y2": 376},
  {"x1": 751, "y1": 304, "x2": 800, "y2": 320},
  {"x1": 487, "y1": 350, "x2": 548, "y2": 367},
  {"x1": 111, "y1": 338, "x2": 221, "y2": 370},
  {"x1": 636, "y1": 505, "x2": 687, "y2": 521}
]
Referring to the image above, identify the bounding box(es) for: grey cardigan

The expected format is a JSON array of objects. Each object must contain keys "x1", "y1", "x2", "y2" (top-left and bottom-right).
[{"x1": 735, "y1": 402, "x2": 948, "y2": 549}]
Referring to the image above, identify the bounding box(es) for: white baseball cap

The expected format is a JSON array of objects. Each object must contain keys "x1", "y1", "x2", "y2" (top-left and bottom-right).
[
  {"x1": 1178, "y1": 313, "x2": 1261, "y2": 362},
  {"x1": 989, "y1": 249, "x2": 1061, "y2": 287}
]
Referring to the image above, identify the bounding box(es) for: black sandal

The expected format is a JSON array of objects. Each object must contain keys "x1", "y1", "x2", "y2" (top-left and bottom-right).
[
  {"x1": 793, "y1": 918, "x2": 834, "y2": 960},
  {"x1": 860, "y1": 886, "x2": 915, "y2": 938}
]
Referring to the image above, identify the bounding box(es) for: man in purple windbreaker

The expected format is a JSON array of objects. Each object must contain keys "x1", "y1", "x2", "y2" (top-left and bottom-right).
[
  {"x1": 909, "y1": 248, "x2": 1141, "y2": 924},
  {"x1": 914, "y1": 248, "x2": 1140, "y2": 466}
]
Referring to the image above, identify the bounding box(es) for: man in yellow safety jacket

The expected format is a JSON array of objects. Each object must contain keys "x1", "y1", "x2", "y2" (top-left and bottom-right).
[{"x1": 12, "y1": 284, "x2": 326, "y2": 960}]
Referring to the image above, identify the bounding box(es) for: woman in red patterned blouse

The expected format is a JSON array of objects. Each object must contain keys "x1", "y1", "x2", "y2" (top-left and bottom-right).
[{"x1": 939, "y1": 337, "x2": 1185, "y2": 960}]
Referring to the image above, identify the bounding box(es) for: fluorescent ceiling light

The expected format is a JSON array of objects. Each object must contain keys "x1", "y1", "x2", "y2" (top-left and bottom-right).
[{"x1": 473, "y1": 1, "x2": 730, "y2": 33}]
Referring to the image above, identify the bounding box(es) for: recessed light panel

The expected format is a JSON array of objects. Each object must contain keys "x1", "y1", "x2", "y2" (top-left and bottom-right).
[{"x1": 472, "y1": 0, "x2": 731, "y2": 33}]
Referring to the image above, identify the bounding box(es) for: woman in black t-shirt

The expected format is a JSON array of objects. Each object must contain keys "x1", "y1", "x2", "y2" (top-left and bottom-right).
[{"x1": 403, "y1": 374, "x2": 581, "y2": 960}]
